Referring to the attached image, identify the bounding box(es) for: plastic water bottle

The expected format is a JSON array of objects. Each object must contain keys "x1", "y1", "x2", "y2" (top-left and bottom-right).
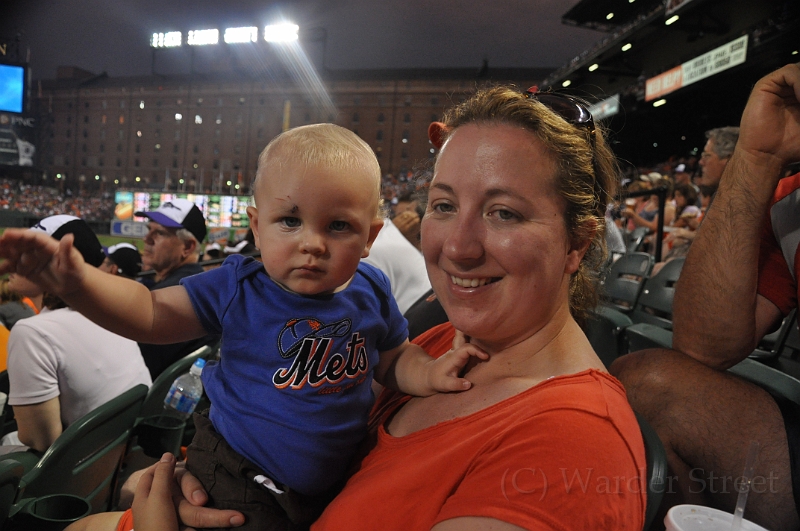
[{"x1": 163, "y1": 359, "x2": 206, "y2": 420}]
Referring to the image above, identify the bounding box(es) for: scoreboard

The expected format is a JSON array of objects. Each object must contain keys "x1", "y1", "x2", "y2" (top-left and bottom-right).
[{"x1": 114, "y1": 191, "x2": 252, "y2": 228}]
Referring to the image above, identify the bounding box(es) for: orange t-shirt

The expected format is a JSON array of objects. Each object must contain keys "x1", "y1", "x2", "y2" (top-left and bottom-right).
[{"x1": 313, "y1": 323, "x2": 646, "y2": 530}]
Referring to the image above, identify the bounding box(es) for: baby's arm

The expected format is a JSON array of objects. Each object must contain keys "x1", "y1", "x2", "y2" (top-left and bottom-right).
[
  {"x1": 375, "y1": 331, "x2": 487, "y2": 396},
  {"x1": 0, "y1": 229, "x2": 205, "y2": 343},
  {"x1": 131, "y1": 453, "x2": 180, "y2": 531}
]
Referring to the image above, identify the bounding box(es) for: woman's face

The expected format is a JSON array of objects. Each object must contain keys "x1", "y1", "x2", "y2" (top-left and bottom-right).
[
  {"x1": 421, "y1": 123, "x2": 585, "y2": 349},
  {"x1": 674, "y1": 191, "x2": 686, "y2": 208}
]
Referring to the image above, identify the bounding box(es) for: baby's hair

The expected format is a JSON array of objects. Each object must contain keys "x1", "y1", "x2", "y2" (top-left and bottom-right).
[{"x1": 254, "y1": 124, "x2": 382, "y2": 215}]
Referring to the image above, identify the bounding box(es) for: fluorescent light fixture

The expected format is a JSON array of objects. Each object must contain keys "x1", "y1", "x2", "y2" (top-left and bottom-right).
[
  {"x1": 606, "y1": 12, "x2": 614, "y2": 20},
  {"x1": 653, "y1": 99, "x2": 667, "y2": 107},
  {"x1": 793, "y1": 50, "x2": 798, "y2": 55},
  {"x1": 561, "y1": 80, "x2": 572, "y2": 88},
  {"x1": 175, "y1": 113, "x2": 183, "y2": 121},
  {"x1": 179, "y1": 179, "x2": 185, "y2": 184},
  {"x1": 188, "y1": 29, "x2": 219, "y2": 46},
  {"x1": 588, "y1": 63, "x2": 599, "y2": 72},
  {"x1": 224, "y1": 27, "x2": 258, "y2": 43},
  {"x1": 264, "y1": 23, "x2": 299, "y2": 43},
  {"x1": 151, "y1": 32, "x2": 182, "y2": 48},
  {"x1": 621, "y1": 43, "x2": 633, "y2": 52},
  {"x1": 95, "y1": 175, "x2": 100, "y2": 180},
  {"x1": 629, "y1": 0, "x2": 635, "y2": 3},
  {"x1": 665, "y1": 15, "x2": 679, "y2": 25}
]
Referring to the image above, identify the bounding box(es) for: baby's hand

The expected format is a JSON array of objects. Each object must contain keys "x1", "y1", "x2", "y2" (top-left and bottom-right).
[
  {"x1": 132, "y1": 453, "x2": 181, "y2": 531},
  {"x1": 426, "y1": 330, "x2": 488, "y2": 393},
  {"x1": 0, "y1": 229, "x2": 86, "y2": 296}
]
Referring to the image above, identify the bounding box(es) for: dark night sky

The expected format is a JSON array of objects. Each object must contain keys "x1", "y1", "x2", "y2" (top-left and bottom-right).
[{"x1": 1, "y1": 0, "x2": 603, "y2": 79}]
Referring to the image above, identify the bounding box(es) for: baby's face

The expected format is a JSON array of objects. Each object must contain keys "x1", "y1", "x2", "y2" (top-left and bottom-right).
[{"x1": 247, "y1": 160, "x2": 383, "y2": 295}]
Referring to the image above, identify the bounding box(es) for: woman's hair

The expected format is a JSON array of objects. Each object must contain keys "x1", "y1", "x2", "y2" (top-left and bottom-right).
[
  {"x1": 673, "y1": 183, "x2": 698, "y2": 215},
  {"x1": 438, "y1": 85, "x2": 619, "y2": 323}
]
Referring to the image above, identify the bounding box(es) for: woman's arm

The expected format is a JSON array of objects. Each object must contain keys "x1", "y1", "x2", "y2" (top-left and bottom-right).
[{"x1": 15, "y1": 397, "x2": 61, "y2": 452}]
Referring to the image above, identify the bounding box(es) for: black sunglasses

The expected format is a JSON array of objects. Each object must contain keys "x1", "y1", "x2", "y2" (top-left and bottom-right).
[{"x1": 524, "y1": 86, "x2": 596, "y2": 149}]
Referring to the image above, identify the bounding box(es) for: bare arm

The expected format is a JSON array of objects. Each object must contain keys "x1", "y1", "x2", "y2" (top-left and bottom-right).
[
  {"x1": 16, "y1": 397, "x2": 62, "y2": 452},
  {"x1": 673, "y1": 63, "x2": 800, "y2": 369},
  {"x1": 0, "y1": 231, "x2": 205, "y2": 344}
]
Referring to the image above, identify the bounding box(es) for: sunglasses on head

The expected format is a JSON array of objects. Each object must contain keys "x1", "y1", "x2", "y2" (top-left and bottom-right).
[{"x1": 524, "y1": 86, "x2": 596, "y2": 149}]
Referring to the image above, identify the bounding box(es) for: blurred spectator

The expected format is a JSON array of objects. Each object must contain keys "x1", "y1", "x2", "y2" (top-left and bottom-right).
[{"x1": 100, "y1": 243, "x2": 142, "y2": 279}]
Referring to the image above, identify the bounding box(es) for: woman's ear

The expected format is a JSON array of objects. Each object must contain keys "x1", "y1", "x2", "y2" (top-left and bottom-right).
[{"x1": 565, "y1": 219, "x2": 597, "y2": 275}]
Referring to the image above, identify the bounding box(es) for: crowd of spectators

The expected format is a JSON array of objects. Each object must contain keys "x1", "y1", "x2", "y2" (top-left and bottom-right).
[{"x1": 0, "y1": 178, "x2": 115, "y2": 221}]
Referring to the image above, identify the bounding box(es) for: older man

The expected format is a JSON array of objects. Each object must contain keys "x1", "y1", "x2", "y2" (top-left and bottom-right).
[
  {"x1": 697, "y1": 126, "x2": 740, "y2": 195},
  {"x1": 135, "y1": 199, "x2": 217, "y2": 378}
]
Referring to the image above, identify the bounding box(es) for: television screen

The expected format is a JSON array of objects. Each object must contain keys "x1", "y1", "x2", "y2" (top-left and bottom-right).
[{"x1": 0, "y1": 64, "x2": 25, "y2": 114}]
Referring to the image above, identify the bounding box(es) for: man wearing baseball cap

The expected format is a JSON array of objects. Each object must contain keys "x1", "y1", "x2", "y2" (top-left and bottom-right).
[
  {"x1": 134, "y1": 198, "x2": 207, "y2": 288},
  {"x1": 134, "y1": 199, "x2": 217, "y2": 378}
]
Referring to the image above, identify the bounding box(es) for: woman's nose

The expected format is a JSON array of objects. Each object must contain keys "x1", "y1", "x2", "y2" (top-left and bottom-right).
[{"x1": 441, "y1": 214, "x2": 484, "y2": 263}]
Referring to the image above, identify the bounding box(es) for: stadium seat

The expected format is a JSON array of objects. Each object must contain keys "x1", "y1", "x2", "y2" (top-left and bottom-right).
[
  {"x1": 630, "y1": 258, "x2": 685, "y2": 330},
  {"x1": 2, "y1": 384, "x2": 147, "y2": 514},
  {"x1": 636, "y1": 413, "x2": 667, "y2": 531},
  {"x1": 600, "y1": 252, "x2": 654, "y2": 313},
  {"x1": 750, "y1": 309, "x2": 799, "y2": 362},
  {"x1": 0, "y1": 371, "x2": 15, "y2": 437},
  {"x1": 626, "y1": 227, "x2": 650, "y2": 253},
  {"x1": 403, "y1": 289, "x2": 449, "y2": 341},
  {"x1": 625, "y1": 323, "x2": 673, "y2": 353},
  {"x1": 728, "y1": 357, "x2": 800, "y2": 407},
  {"x1": 0, "y1": 459, "x2": 24, "y2": 528},
  {"x1": 584, "y1": 306, "x2": 633, "y2": 367}
]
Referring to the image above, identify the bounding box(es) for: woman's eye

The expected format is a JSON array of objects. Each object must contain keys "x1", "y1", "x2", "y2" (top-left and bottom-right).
[
  {"x1": 330, "y1": 220, "x2": 349, "y2": 231},
  {"x1": 432, "y1": 203, "x2": 454, "y2": 214},
  {"x1": 281, "y1": 217, "x2": 301, "y2": 228},
  {"x1": 492, "y1": 209, "x2": 519, "y2": 221}
]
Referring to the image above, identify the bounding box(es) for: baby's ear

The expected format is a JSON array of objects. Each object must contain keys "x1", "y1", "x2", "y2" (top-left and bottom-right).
[
  {"x1": 246, "y1": 206, "x2": 261, "y2": 249},
  {"x1": 362, "y1": 219, "x2": 385, "y2": 258}
]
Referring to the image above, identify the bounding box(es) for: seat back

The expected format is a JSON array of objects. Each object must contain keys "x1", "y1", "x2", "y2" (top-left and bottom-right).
[
  {"x1": 600, "y1": 252, "x2": 654, "y2": 313},
  {"x1": 0, "y1": 371, "x2": 15, "y2": 437},
  {"x1": 631, "y1": 258, "x2": 686, "y2": 329},
  {"x1": 584, "y1": 306, "x2": 633, "y2": 368},
  {"x1": 403, "y1": 289, "x2": 449, "y2": 341},
  {"x1": 750, "y1": 308, "x2": 798, "y2": 361},
  {"x1": 17, "y1": 384, "x2": 147, "y2": 513},
  {"x1": 626, "y1": 227, "x2": 650, "y2": 253},
  {"x1": 139, "y1": 344, "x2": 218, "y2": 419},
  {"x1": 0, "y1": 459, "x2": 23, "y2": 527},
  {"x1": 636, "y1": 413, "x2": 667, "y2": 531},
  {"x1": 625, "y1": 324, "x2": 673, "y2": 353}
]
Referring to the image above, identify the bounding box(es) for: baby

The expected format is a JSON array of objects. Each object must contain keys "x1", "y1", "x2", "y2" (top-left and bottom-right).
[{"x1": 0, "y1": 123, "x2": 484, "y2": 530}]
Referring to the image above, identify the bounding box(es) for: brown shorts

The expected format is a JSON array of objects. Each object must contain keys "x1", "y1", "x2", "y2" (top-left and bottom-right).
[{"x1": 186, "y1": 412, "x2": 339, "y2": 531}]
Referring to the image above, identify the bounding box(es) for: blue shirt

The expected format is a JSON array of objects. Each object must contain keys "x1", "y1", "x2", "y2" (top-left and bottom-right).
[{"x1": 182, "y1": 255, "x2": 408, "y2": 494}]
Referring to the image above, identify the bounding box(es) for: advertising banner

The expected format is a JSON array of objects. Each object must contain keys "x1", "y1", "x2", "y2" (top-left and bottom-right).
[
  {"x1": 645, "y1": 35, "x2": 749, "y2": 101},
  {"x1": 0, "y1": 113, "x2": 36, "y2": 167}
]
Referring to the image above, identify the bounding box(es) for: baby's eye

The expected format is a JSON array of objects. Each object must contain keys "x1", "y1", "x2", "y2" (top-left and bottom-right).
[
  {"x1": 329, "y1": 220, "x2": 349, "y2": 231},
  {"x1": 281, "y1": 217, "x2": 301, "y2": 228}
]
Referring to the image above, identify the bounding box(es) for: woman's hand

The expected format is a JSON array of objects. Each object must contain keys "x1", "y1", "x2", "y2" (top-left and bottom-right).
[
  {"x1": 175, "y1": 466, "x2": 245, "y2": 529},
  {"x1": 132, "y1": 453, "x2": 180, "y2": 531}
]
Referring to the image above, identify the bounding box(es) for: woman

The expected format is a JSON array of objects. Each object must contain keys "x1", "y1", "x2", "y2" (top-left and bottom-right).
[{"x1": 72, "y1": 86, "x2": 646, "y2": 531}]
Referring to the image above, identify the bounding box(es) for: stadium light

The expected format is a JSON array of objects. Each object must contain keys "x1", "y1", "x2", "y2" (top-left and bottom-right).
[
  {"x1": 224, "y1": 27, "x2": 258, "y2": 43},
  {"x1": 621, "y1": 43, "x2": 633, "y2": 52},
  {"x1": 188, "y1": 29, "x2": 219, "y2": 46},
  {"x1": 606, "y1": 13, "x2": 614, "y2": 20},
  {"x1": 665, "y1": 15, "x2": 679, "y2": 25},
  {"x1": 588, "y1": 63, "x2": 599, "y2": 72},
  {"x1": 151, "y1": 32, "x2": 182, "y2": 48},
  {"x1": 561, "y1": 80, "x2": 572, "y2": 88},
  {"x1": 653, "y1": 99, "x2": 667, "y2": 107},
  {"x1": 264, "y1": 23, "x2": 299, "y2": 43}
]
